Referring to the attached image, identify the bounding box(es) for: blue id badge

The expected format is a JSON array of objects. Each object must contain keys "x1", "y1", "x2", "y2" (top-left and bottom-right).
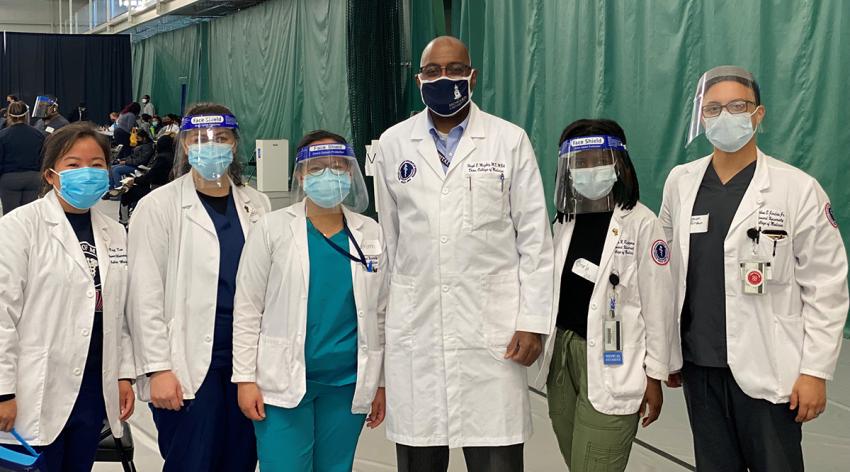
[{"x1": 603, "y1": 296, "x2": 623, "y2": 365}]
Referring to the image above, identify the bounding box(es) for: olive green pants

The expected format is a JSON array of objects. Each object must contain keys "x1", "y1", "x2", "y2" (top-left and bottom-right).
[{"x1": 546, "y1": 329, "x2": 639, "y2": 472}]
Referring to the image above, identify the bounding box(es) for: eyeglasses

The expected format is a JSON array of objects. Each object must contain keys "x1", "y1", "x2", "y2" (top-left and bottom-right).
[
  {"x1": 701, "y1": 99, "x2": 756, "y2": 118},
  {"x1": 305, "y1": 163, "x2": 350, "y2": 177},
  {"x1": 419, "y1": 62, "x2": 472, "y2": 80}
]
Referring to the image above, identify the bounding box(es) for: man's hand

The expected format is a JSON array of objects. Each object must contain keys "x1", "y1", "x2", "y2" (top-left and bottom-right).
[
  {"x1": 366, "y1": 387, "x2": 386, "y2": 429},
  {"x1": 504, "y1": 331, "x2": 543, "y2": 366},
  {"x1": 119, "y1": 380, "x2": 135, "y2": 421},
  {"x1": 640, "y1": 377, "x2": 663, "y2": 428},
  {"x1": 665, "y1": 372, "x2": 682, "y2": 388},
  {"x1": 237, "y1": 382, "x2": 266, "y2": 421},
  {"x1": 0, "y1": 399, "x2": 16, "y2": 432},
  {"x1": 150, "y1": 370, "x2": 184, "y2": 411},
  {"x1": 790, "y1": 374, "x2": 826, "y2": 423}
]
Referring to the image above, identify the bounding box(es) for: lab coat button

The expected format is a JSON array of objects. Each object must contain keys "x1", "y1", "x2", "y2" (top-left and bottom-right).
[
  {"x1": 442, "y1": 286, "x2": 449, "y2": 293},
  {"x1": 442, "y1": 188, "x2": 449, "y2": 195},
  {"x1": 357, "y1": 310, "x2": 364, "y2": 318},
  {"x1": 73, "y1": 368, "x2": 82, "y2": 376},
  {"x1": 82, "y1": 329, "x2": 90, "y2": 337},
  {"x1": 588, "y1": 340, "x2": 596, "y2": 347},
  {"x1": 591, "y1": 303, "x2": 598, "y2": 310},
  {"x1": 204, "y1": 335, "x2": 212, "y2": 342},
  {"x1": 440, "y1": 236, "x2": 448, "y2": 243},
  {"x1": 86, "y1": 290, "x2": 94, "y2": 298}
]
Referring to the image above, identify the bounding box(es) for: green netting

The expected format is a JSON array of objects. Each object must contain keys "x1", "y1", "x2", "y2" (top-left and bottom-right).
[
  {"x1": 421, "y1": 0, "x2": 850, "y2": 333},
  {"x1": 132, "y1": 0, "x2": 351, "y2": 167}
]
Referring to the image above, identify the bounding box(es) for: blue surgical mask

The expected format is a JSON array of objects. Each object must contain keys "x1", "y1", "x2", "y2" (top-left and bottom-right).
[
  {"x1": 304, "y1": 171, "x2": 351, "y2": 208},
  {"x1": 52, "y1": 167, "x2": 110, "y2": 210},
  {"x1": 419, "y1": 75, "x2": 473, "y2": 117},
  {"x1": 571, "y1": 165, "x2": 617, "y2": 200},
  {"x1": 704, "y1": 109, "x2": 759, "y2": 153},
  {"x1": 188, "y1": 143, "x2": 234, "y2": 181}
]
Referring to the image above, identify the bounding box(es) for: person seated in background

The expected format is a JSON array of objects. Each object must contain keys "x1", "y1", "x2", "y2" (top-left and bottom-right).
[
  {"x1": 114, "y1": 103, "x2": 140, "y2": 160},
  {"x1": 137, "y1": 114, "x2": 155, "y2": 140},
  {"x1": 155, "y1": 114, "x2": 181, "y2": 139},
  {"x1": 117, "y1": 134, "x2": 176, "y2": 224},
  {"x1": 33, "y1": 99, "x2": 70, "y2": 135},
  {"x1": 68, "y1": 102, "x2": 88, "y2": 123},
  {"x1": 109, "y1": 131, "x2": 154, "y2": 190}
]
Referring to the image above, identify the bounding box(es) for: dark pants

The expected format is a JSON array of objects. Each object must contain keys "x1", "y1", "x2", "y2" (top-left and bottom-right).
[
  {"x1": 8, "y1": 367, "x2": 106, "y2": 471},
  {"x1": 682, "y1": 362, "x2": 804, "y2": 472},
  {"x1": 150, "y1": 368, "x2": 257, "y2": 472},
  {"x1": 0, "y1": 171, "x2": 41, "y2": 214},
  {"x1": 110, "y1": 164, "x2": 136, "y2": 188},
  {"x1": 396, "y1": 443, "x2": 524, "y2": 472}
]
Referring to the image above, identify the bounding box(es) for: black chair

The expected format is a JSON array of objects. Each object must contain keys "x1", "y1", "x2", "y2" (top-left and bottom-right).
[{"x1": 95, "y1": 421, "x2": 136, "y2": 472}]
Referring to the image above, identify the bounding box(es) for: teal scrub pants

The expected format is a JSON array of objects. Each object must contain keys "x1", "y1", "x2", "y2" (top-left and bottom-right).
[{"x1": 254, "y1": 381, "x2": 366, "y2": 471}]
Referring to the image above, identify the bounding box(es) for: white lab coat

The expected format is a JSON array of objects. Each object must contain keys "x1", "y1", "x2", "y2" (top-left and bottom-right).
[
  {"x1": 127, "y1": 174, "x2": 271, "y2": 400},
  {"x1": 0, "y1": 191, "x2": 134, "y2": 445},
  {"x1": 374, "y1": 103, "x2": 554, "y2": 448},
  {"x1": 533, "y1": 204, "x2": 675, "y2": 415},
  {"x1": 660, "y1": 149, "x2": 849, "y2": 403},
  {"x1": 231, "y1": 201, "x2": 385, "y2": 413}
]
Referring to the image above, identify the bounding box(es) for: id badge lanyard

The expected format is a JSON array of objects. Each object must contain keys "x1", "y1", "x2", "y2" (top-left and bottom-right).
[
  {"x1": 603, "y1": 272, "x2": 624, "y2": 365},
  {"x1": 318, "y1": 218, "x2": 375, "y2": 272}
]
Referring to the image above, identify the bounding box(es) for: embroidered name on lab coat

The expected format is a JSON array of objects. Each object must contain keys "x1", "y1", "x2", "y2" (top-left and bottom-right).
[
  {"x1": 108, "y1": 247, "x2": 128, "y2": 265},
  {"x1": 614, "y1": 239, "x2": 636, "y2": 256},
  {"x1": 758, "y1": 208, "x2": 786, "y2": 229},
  {"x1": 464, "y1": 161, "x2": 506, "y2": 175}
]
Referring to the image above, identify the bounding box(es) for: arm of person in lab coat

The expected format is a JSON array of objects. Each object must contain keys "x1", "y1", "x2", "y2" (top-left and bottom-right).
[
  {"x1": 127, "y1": 197, "x2": 173, "y2": 376},
  {"x1": 0, "y1": 215, "x2": 29, "y2": 396},
  {"x1": 231, "y1": 216, "x2": 273, "y2": 383},
  {"x1": 510, "y1": 132, "x2": 554, "y2": 334},
  {"x1": 659, "y1": 171, "x2": 683, "y2": 376},
  {"x1": 119, "y1": 282, "x2": 136, "y2": 381},
  {"x1": 794, "y1": 180, "x2": 849, "y2": 380},
  {"x1": 373, "y1": 141, "x2": 399, "y2": 275},
  {"x1": 636, "y1": 216, "x2": 674, "y2": 382},
  {"x1": 376, "y1": 230, "x2": 388, "y2": 387}
]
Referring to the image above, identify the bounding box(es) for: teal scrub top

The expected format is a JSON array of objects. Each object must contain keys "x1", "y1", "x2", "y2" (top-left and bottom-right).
[{"x1": 304, "y1": 219, "x2": 359, "y2": 386}]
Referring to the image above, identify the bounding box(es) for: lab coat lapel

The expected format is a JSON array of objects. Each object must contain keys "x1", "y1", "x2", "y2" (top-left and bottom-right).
[
  {"x1": 595, "y1": 207, "x2": 628, "y2": 284},
  {"x1": 181, "y1": 175, "x2": 217, "y2": 237},
  {"x1": 289, "y1": 201, "x2": 310, "y2": 289},
  {"x1": 728, "y1": 149, "x2": 770, "y2": 237},
  {"x1": 677, "y1": 157, "x2": 712, "y2": 264},
  {"x1": 90, "y1": 209, "x2": 112, "y2": 288},
  {"x1": 45, "y1": 191, "x2": 90, "y2": 280},
  {"x1": 344, "y1": 208, "x2": 365, "y2": 305}
]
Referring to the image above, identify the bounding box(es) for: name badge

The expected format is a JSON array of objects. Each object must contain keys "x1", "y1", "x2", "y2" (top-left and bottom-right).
[
  {"x1": 690, "y1": 214, "x2": 709, "y2": 234},
  {"x1": 572, "y1": 258, "x2": 599, "y2": 284}
]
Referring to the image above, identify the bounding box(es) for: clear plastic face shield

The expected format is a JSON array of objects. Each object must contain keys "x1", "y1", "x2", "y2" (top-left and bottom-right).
[
  {"x1": 292, "y1": 143, "x2": 369, "y2": 214},
  {"x1": 32, "y1": 96, "x2": 56, "y2": 119},
  {"x1": 555, "y1": 135, "x2": 625, "y2": 216},
  {"x1": 686, "y1": 65, "x2": 761, "y2": 147},
  {"x1": 174, "y1": 114, "x2": 239, "y2": 189}
]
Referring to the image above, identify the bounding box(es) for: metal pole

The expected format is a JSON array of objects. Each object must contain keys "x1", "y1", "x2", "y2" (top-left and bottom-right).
[{"x1": 69, "y1": 0, "x2": 73, "y2": 33}]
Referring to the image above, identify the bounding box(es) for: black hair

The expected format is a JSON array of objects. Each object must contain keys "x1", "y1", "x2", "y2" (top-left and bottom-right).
[
  {"x1": 296, "y1": 129, "x2": 348, "y2": 152},
  {"x1": 704, "y1": 75, "x2": 761, "y2": 106},
  {"x1": 143, "y1": 94, "x2": 151, "y2": 100},
  {"x1": 140, "y1": 114, "x2": 152, "y2": 122},
  {"x1": 557, "y1": 119, "x2": 640, "y2": 222},
  {"x1": 181, "y1": 102, "x2": 244, "y2": 185},
  {"x1": 7, "y1": 95, "x2": 18, "y2": 101}
]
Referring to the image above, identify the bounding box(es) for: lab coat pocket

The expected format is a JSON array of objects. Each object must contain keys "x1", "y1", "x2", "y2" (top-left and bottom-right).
[
  {"x1": 603, "y1": 344, "x2": 647, "y2": 399},
  {"x1": 773, "y1": 313, "x2": 804, "y2": 391},
  {"x1": 469, "y1": 174, "x2": 508, "y2": 231},
  {"x1": 483, "y1": 272, "x2": 520, "y2": 357},
  {"x1": 256, "y1": 334, "x2": 291, "y2": 394},
  {"x1": 15, "y1": 345, "x2": 48, "y2": 439},
  {"x1": 386, "y1": 274, "x2": 415, "y2": 348},
  {"x1": 762, "y1": 237, "x2": 793, "y2": 284}
]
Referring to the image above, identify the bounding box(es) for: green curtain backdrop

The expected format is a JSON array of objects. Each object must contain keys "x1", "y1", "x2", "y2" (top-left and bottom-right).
[
  {"x1": 427, "y1": 0, "x2": 850, "y2": 332},
  {"x1": 132, "y1": 0, "x2": 350, "y2": 165}
]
